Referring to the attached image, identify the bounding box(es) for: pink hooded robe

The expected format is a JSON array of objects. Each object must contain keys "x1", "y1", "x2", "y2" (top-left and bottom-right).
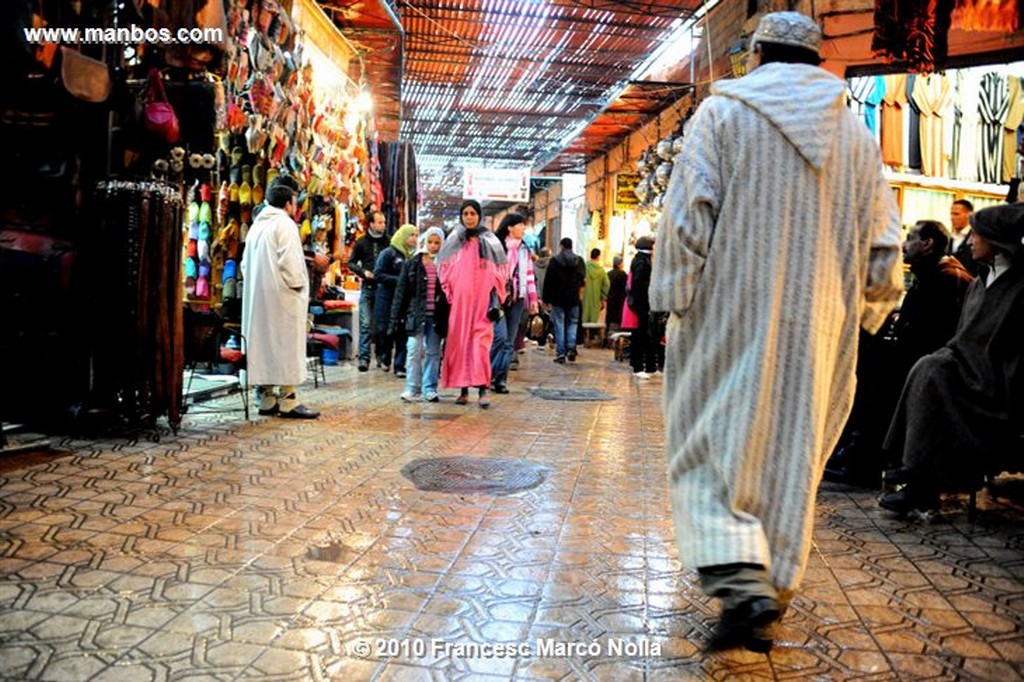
[{"x1": 439, "y1": 239, "x2": 507, "y2": 388}]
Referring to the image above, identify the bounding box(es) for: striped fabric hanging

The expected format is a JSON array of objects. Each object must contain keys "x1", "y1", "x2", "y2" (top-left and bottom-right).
[{"x1": 977, "y1": 72, "x2": 1010, "y2": 184}]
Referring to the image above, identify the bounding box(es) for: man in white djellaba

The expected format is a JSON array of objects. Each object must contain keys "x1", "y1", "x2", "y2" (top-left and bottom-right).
[
  {"x1": 651, "y1": 12, "x2": 903, "y2": 653},
  {"x1": 241, "y1": 182, "x2": 327, "y2": 419}
]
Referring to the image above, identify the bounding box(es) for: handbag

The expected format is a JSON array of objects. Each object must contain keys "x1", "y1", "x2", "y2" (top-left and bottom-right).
[
  {"x1": 60, "y1": 47, "x2": 111, "y2": 103},
  {"x1": 487, "y1": 288, "x2": 504, "y2": 322},
  {"x1": 502, "y1": 263, "x2": 517, "y2": 310},
  {"x1": 143, "y1": 69, "x2": 180, "y2": 143}
]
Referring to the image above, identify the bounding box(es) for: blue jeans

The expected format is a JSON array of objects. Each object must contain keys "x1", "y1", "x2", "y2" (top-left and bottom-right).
[
  {"x1": 358, "y1": 291, "x2": 377, "y2": 362},
  {"x1": 551, "y1": 304, "x2": 579, "y2": 358},
  {"x1": 406, "y1": 317, "x2": 441, "y2": 396},
  {"x1": 490, "y1": 299, "x2": 525, "y2": 386}
]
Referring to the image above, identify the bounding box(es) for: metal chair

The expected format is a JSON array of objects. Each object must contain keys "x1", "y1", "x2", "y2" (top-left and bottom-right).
[{"x1": 182, "y1": 307, "x2": 249, "y2": 420}]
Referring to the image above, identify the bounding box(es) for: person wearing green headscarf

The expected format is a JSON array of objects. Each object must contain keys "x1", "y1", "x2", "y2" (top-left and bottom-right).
[{"x1": 373, "y1": 224, "x2": 419, "y2": 377}]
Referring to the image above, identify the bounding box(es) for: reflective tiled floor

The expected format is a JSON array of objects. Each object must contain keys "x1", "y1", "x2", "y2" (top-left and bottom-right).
[{"x1": 2, "y1": 344, "x2": 1023, "y2": 681}]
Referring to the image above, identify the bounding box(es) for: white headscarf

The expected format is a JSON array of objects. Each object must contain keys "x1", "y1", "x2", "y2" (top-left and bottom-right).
[{"x1": 418, "y1": 227, "x2": 446, "y2": 255}]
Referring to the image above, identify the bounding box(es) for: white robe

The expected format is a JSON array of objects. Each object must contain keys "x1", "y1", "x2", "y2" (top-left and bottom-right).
[
  {"x1": 240, "y1": 205, "x2": 308, "y2": 386},
  {"x1": 651, "y1": 63, "x2": 903, "y2": 592}
]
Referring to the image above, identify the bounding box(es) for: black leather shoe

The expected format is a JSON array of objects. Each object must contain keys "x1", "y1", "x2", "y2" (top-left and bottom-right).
[
  {"x1": 493, "y1": 383, "x2": 509, "y2": 394},
  {"x1": 357, "y1": 359, "x2": 369, "y2": 372},
  {"x1": 257, "y1": 404, "x2": 279, "y2": 416},
  {"x1": 567, "y1": 349, "x2": 577, "y2": 362},
  {"x1": 706, "y1": 596, "x2": 781, "y2": 653},
  {"x1": 879, "y1": 486, "x2": 939, "y2": 515},
  {"x1": 278, "y1": 404, "x2": 320, "y2": 419}
]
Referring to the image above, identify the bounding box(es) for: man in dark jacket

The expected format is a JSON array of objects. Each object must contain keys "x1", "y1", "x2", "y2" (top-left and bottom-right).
[
  {"x1": 542, "y1": 237, "x2": 586, "y2": 363},
  {"x1": 882, "y1": 203, "x2": 1024, "y2": 515},
  {"x1": 826, "y1": 220, "x2": 974, "y2": 485},
  {"x1": 948, "y1": 199, "x2": 982, "y2": 277},
  {"x1": 348, "y1": 210, "x2": 390, "y2": 371}
]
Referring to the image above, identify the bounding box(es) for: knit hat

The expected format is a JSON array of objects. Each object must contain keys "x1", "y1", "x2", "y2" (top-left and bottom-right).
[
  {"x1": 750, "y1": 12, "x2": 822, "y2": 54},
  {"x1": 970, "y1": 203, "x2": 1024, "y2": 258}
]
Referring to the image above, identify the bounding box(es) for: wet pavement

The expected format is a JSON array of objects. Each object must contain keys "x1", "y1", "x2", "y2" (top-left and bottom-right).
[{"x1": 1, "y1": 343, "x2": 1022, "y2": 681}]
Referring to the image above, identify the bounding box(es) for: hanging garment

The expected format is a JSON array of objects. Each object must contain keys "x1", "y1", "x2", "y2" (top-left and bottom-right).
[
  {"x1": 978, "y1": 71, "x2": 1009, "y2": 184},
  {"x1": 951, "y1": 0, "x2": 1020, "y2": 31},
  {"x1": 872, "y1": 0, "x2": 955, "y2": 74},
  {"x1": 912, "y1": 73, "x2": 953, "y2": 177},
  {"x1": 951, "y1": 71, "x2": 964, "y2": 178},
  {"x1": 1002, "y1": 76, "x2": 1024, "y2": 182},
  {"x1": 881, "y1": 74, "x2": 908, "y2": 167},
  {"x1": 955, "y1": 69, "x2": 985, "y2": 181},
  {"x1": 906, "y1": 74, "x2": 924, "y2": 170},
  {"x1": 848, "y1": 76, "x2": 877, "y2": 131}
]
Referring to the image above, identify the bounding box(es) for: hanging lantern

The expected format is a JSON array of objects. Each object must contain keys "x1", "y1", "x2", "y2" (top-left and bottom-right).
[
  {"x1": 656, "y1": 138, "x2": 674, "y2": 161},
  {"x1": 655, "y1": 161, "x2": 673, "y2": 188},
  {"x1": 634, "y1": 176, "x2": 650, "y2": 202}
]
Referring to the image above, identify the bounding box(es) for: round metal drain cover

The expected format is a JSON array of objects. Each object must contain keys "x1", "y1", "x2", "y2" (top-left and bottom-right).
[
  {"x1": 401, "y1": 457, "x2": 547, "y2": 495},
  {"x1": 528, "y1": 387, "x2": 615, "y2": 401}
]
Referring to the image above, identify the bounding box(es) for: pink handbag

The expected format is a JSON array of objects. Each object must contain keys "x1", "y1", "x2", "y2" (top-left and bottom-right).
[{"x1": 143, "y1": 69, "x2": 180, "y2": 143}]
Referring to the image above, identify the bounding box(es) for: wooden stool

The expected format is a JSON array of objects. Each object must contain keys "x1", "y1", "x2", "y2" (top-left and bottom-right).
[{"x1": 581, "y1": 322, "x2": 605, "y2": 348}]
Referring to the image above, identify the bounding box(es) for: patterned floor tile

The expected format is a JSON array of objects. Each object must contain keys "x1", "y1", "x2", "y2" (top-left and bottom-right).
[{"x1": 0, "y1": 349, "x2": 1022, "y2": 680}]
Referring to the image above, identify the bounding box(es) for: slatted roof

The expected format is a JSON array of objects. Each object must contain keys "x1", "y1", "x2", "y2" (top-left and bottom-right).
[{"x1": 320, "y1": 0, "x2": 704, "y2": 175}]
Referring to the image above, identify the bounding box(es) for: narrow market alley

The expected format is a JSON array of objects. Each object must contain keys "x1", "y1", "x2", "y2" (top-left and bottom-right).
[{"x1": 1, "y1": 346, "x2": 1022, "y2": 681}]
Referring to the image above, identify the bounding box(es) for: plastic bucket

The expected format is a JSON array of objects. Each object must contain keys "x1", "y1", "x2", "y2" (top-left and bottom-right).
[{"x1": 322, "y1": 348, "x2": 340, "y2": 365}]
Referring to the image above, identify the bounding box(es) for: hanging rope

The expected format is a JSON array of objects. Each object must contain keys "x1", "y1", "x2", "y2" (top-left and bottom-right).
[{"x1": 703, "y1": 0, "x2": 716, "y2": 84}]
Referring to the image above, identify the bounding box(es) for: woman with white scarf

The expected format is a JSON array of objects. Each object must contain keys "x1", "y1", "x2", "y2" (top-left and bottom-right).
[{"x1": 390, "y1": 227, "x2": 446, "y2": 402}]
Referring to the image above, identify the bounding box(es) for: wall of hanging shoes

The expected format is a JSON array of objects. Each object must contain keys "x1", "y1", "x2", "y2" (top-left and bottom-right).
[{"x1": 172, "y1": 0, "x2": 380, "y2": 312}]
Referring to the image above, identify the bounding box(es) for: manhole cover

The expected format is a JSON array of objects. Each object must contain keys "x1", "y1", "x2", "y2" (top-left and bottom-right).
[
  {"x1": 528, "y1": 387, "x2": 615, "y2": 401},
  {"x1": 401, "y1": 457, "x2": 547, "y2": 495}
]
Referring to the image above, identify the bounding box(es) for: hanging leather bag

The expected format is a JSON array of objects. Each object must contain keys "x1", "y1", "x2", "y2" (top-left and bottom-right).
[
  {"x1": 60, "y1": 47, "x2": 111, "y2": 103},
  {"x1": 143, "y1": 69, "x2": 180, "y2": 143}
]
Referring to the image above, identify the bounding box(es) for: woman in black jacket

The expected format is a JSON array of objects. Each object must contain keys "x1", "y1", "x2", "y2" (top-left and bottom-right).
[
  {"x1": 390, "y1": 227, "x2": 447, "y2": 402},
  {"x1": 373, "y1": 225, "x2": 417, "y2": 377},
  {"x1": 627, "y1": 235, "x2": 662, "y2": 378}
]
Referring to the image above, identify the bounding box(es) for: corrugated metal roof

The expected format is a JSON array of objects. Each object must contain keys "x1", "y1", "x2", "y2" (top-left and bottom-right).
[
  {"x1": 398, "y1": 0, "x2": 703, "y2": 172},
  {"x1": 320, "y1": 0, "x2": 703, "y2": 174}
]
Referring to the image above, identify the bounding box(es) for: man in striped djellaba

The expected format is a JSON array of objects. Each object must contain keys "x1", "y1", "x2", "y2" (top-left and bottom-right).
[{"x1": 651, "y1": 11, "x2": 903, "y2": 653}]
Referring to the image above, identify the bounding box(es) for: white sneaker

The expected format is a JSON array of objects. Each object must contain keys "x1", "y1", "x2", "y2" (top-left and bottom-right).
[
  {"x1": 400, "y1": 391, "x2": 421, "y2": 402},
  {"x1": 634, "y1": 371, "x2": 651, "y2": 379}
]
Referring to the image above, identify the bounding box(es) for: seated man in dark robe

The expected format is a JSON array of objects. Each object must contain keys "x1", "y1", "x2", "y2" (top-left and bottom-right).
[
  {"x1": 825, "y1": 220, "x2": 974, "y2": 485},
  {"x1": 881, "y1": 203, "x2": 1024, "y2": 515}
]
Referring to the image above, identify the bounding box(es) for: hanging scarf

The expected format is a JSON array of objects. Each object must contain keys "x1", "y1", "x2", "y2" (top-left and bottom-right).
[
  {"x1": 952, "y1": 0, "x2": 1020, "y2": 31},
  {"x1": 871, "y1": 0, "x2": 955, "y2": 74}
]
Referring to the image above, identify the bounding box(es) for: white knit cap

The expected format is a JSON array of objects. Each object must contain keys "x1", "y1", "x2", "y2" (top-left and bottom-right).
[{"x1": 750, "y1": 12, "x2": 822, "y2": 54}]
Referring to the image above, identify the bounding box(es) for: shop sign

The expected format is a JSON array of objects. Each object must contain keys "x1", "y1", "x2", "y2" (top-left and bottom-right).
[
  {"x1": 615, "y1": 173, "x2": 641, "y2": 210},
  {"x1": 463, "y1": 167, "x2": 530, "y2": 202}
]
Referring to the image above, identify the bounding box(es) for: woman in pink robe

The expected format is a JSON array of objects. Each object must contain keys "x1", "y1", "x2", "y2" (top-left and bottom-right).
[{"x1": 438, "y1": 200, "x2": 508, "y2": 407}]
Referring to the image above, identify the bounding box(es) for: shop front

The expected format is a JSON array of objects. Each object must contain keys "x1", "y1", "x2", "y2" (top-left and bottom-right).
[{"x1": 0, "y1": 0, "x2": 409, "y2": 434}]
